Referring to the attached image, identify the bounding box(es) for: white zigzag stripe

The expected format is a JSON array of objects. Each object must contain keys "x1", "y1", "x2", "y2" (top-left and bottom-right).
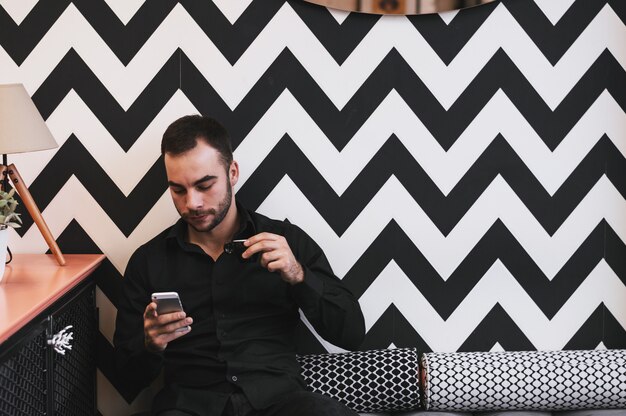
[
  {"x1": 258, "y1": 175, "x2": 626, "y2": 279},
  {"x1": 25, "y1": 89, "x2": 197, "y2": 195},
  {"x1": 8, "y1": 176, "x2": 179, "y2": 273},
  {"x1": 96, "y1": 286, "x2": 117, "y2": 344},
  {"x1": 102, "y1": 0, "x2": 146, "y2": 25},
  {"x1": 326, "y1": 6, "x2": 351, "y2": 24},
  {"x1": 97, "y1": 370, "x2": 161, "y2": 415},
  {"x1": 360, "y1": 259, "x2": 626, "y2": 351},
  {"x1": 12, "y1": 88, "x2": 624, "y2": 199},
  {"x1": 212, "y1": 0, "x2": 254, "y2": 25},
  {"x1": 235, "y1": 89, "x2": 626, "y2": 196},
  {"x1": 534, "y1": 0, "x2": 577, "y2": 25},
  {"x1": 0, "y1": 0, "x2": 39, "y2": 25},
  {"x1": 8, "y1": 173, "x2": 624, "y2": 280},
  {"x1": 0, "y1": 3, "x2": 623, "y2": 110},
  {"x1": 0, "y1": 0, "x2": 577, "y2": 30},
  {"x1": 439, "y1": 9, "x2": 460, "y2": 25}
]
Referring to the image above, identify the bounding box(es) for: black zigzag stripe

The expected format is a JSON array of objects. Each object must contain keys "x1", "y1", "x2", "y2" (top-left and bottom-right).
[
  {"x1": 503, "y1": 0, "x2": 623, "y2": 66},
  {"x1": 30, "y1": 46, "x2": 626, "y2": 155},
  {"x1": 54, "y1": 219, "x2": 102, "y2": 254},
  {"x1": 16, "y1": 135, "x2": 167, "y2": 237},
  {"x1": 397, "y1": 48, "x2": 625, "y2": 152},
  {"x1": 361, "y1": 304, "x2": 536, "y2": 352},
  {"x1": 177, "y1": 0, "x2": 286, "y2": 65},
  {"x1": 33, "y1": 49, "x2": 180, "y2": 152},
  {"x1": 608, "y1": 0, "x2": 626, "y2": 23},
  {"x1": 52, "y1": 216, "x2": 123, "y2": 307},
  {"x1": 606, "y1": 220, "x2": 626, "y2": 279},
  {"x1": 4, "y1": 0, "x2": 621, "y2": 70},
  {"x1": 288, "y1": 0, "x2": 379, "y2": 65},
  {"x1": 72, "y1": 0, "x2": 178, "y2": 65},
  {"x1": 564, "y1": 304, "x2": 626, "y2": 350},
  {"x1": 0, "y1": 0, "x2": 71, "y2": 65},
  {"x1": 408, "y1": 0, "x2": 497, "y2": 65},
  {"x1": 0, "y1": 0, "x2": 285, "y2": 66},
  {"x1": 0, "y1": 0, "x2": 377, "y2": 68},
  {"x1": 360, "y1": 305, "x2": 432, "y2": 352},
  {"x1": 342, "y1": 219, "x2": 622, "y2": 320},
  {"x1": 180, "y1": 48, "x2": 626, "y2": 152},
  {"x1": 237, "y1": 134, "x2": 625, "y2": 235},
  {"x1": 0, "y1": 0, "x2": 378, "y2": 68},
  {"x1": 96, "y1": 331, "x2": 140, "y2": 403},
  {"x1": 19, "y1": 132, "x2": 625, "y2": 238},
  {"x1": 459, "y1": 304, "x2": 535, "y2": 352},
  {"x1": 94, "y1": 261, "x2": 125, "y2": 312}
]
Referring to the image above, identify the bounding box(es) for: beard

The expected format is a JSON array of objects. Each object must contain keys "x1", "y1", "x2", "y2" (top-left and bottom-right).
[{"x1": 181, "y1": 179, "x2": 233, "y2": 233}]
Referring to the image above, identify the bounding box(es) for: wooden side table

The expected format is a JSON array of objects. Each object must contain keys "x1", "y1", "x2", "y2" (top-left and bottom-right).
[{"x1": 0, "y1": 254, "x2": 105, "y2": 415}]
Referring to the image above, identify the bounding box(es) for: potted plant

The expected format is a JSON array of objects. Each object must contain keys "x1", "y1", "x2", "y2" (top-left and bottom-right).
[{"x1": 0, "y1": 188, "x2": 21, "y2": 282}]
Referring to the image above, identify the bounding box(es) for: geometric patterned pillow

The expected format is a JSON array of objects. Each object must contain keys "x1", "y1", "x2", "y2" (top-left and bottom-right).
[
  {"x1": 421, "y1": 349, "x2": 626, "y2": 411},
  {"x1": 297, "y1": 348, "x2": 421, "y2": 413}
]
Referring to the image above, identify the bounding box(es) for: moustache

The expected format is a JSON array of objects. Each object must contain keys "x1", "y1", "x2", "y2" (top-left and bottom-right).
[{"x1": 183, "y1": 209, "x2": 215, "y2": 218}]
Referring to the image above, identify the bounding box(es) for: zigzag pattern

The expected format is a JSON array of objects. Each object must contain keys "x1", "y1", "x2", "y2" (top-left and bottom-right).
[
  {"x1": 14, "y1": 149, "x2": 626, "y2": 282},
  {"x1": 1, "y1": 1, "x2": 624, "y2": 111},
  {"x1": 12, "y1": 45, "x2": 624, "y2": 156},
  {"x1": 17, "y1": 127, "x2": 626, "y2": 234},
  {"x1": 1, "y1": 0, "x2": 625, "y2": 412}
]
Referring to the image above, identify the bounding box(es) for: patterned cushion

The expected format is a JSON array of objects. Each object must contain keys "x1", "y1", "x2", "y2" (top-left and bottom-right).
[
  {"x1": 297, "y1": 348, "x2": 421, "y2": 413},
  {"x1": 421, "y1": 349, "x2": 626, "y2": 411}
]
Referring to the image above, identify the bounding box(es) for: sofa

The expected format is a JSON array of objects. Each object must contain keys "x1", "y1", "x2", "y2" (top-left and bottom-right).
[
  {"x1": 295, "y1": 348, "x2": 626, "y2": 416},
  {"x1": 132, "y1": 348, "x2": 626, "y2": 415}
]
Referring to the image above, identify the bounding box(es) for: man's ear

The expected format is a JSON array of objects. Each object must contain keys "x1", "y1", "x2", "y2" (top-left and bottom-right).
[{"x1": 229, "y1": 160, "x2": 239, "y2": 186}]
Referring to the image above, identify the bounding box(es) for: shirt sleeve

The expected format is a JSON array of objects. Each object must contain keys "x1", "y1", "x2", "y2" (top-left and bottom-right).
[
  {"x1": 287, "y1": 225, "x2": 366, "y2": 350},
  {"x1": 113, "y1": 247, "x2": 164, "y2": 394}
]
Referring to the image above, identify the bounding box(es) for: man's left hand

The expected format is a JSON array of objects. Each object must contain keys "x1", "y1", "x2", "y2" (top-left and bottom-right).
[{"x1": 242, "y1": 232, "x2": 304, "y2": 285}]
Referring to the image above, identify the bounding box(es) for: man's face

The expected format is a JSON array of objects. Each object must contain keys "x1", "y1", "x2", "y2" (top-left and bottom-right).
[{"x1": 164, "y1": 141, "x2": 237, "y2": 233}]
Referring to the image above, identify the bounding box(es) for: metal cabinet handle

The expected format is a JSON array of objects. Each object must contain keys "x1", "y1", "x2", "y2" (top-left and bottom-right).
[{"x1": 47, "y1": 325, "x2": 73, "y2": 355}]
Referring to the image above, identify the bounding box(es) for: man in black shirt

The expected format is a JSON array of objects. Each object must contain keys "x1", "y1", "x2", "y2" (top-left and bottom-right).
[{"x1": 114, "y1": 115, "x2": 365, "y2": 415}]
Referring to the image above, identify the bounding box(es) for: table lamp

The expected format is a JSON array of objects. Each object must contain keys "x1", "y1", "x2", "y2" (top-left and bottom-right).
[{"x1": 0, "y1": 83, "x2": 65, "y2": 266}]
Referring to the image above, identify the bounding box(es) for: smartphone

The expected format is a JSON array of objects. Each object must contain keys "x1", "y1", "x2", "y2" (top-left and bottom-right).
[
  {"x1": 224, "y1": 239, "x2": 246, "y2": 255},
  {"x1": 151, "y1": 292, "x2": 190, "y2": 332}
]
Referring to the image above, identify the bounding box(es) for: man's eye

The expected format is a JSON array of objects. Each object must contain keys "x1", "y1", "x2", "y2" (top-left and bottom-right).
[
  {"x1": 198, "y1": 185, "x2": 212, "y2": 191},
  {"x1": 172, "y1": 188, "x2": 185, "y2": 195}
]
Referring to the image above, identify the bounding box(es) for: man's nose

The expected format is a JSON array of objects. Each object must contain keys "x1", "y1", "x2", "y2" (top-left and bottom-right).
[{"x1": 186, "y1": 190, "x2": 203, "y2": 210}]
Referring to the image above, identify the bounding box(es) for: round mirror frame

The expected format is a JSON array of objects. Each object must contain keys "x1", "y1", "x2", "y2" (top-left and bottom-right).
[{"x1": 303, "y1": 0, "x2": 497, "y2": 15}]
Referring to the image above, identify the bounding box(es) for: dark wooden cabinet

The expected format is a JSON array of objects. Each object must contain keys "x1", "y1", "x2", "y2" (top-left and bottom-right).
[{"x1": 0, "y1": 255, "x2": 105, "y2": 416}]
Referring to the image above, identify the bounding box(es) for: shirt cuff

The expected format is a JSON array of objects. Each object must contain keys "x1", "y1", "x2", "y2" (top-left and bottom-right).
[
  {"x1": 131, "y1": 334, "x2": 164, "y2": 367},
  {"x1": 290, "y1": 267, "x2": 324, "y2": 299}
]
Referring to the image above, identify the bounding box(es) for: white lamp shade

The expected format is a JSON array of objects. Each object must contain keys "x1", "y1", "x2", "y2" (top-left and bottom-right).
[{"x1": 0, "y1": 83, "x2": 58, "y2": 154}]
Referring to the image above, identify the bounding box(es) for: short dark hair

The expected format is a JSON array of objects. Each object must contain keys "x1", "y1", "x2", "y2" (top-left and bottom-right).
[{"x1": 161, "y1": 115, "x2": 233, "y2": 168}]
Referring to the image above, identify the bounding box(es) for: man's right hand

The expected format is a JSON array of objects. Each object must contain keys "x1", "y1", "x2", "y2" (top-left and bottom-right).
[{"x1": 143, "y1": 302, "x2": 192, "y2": 352}]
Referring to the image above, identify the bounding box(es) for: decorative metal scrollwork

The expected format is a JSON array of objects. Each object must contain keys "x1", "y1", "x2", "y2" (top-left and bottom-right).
[{"x1": 47, "y1": 325, "x2": 74, "y2": 355}]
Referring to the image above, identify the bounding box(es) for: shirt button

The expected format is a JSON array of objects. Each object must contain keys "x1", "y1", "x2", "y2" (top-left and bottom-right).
[{"x1": 231, "y1": 376, "x2": 238, "y2": 382}]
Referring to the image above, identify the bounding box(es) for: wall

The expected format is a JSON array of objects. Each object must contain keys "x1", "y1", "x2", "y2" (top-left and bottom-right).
[{"x1": 1, "y1": 0, "x2": 625, "y2": 413}]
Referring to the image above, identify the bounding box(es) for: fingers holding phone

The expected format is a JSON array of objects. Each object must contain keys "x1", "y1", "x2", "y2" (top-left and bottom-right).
[{"x1": 144, "y1": 292, "x2": 192, "y2": 352}]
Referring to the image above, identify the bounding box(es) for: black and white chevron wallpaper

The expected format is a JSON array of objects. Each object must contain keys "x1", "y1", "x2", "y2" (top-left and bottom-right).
[{"x1": 2, "y1": 0, "x2": 625, "y2": 413}]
